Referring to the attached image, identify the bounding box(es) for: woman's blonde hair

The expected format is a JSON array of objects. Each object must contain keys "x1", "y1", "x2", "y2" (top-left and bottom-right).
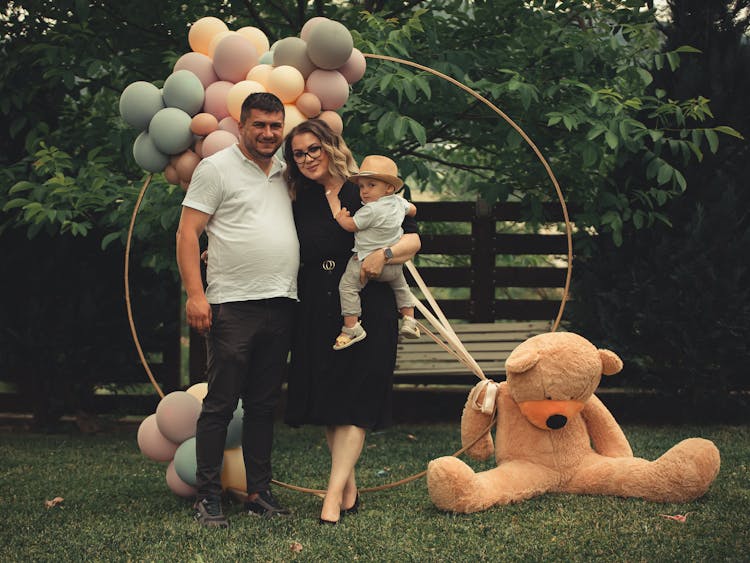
[{"x1": 283, "y1": 119, "x2": 358, "y2": 200}]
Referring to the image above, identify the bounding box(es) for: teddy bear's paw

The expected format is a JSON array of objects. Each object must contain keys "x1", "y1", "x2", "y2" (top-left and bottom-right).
[
  {"x1": 650, "y1": 437, "x2": 721, "y2": 502},
  {"x1": 427, "y1": 456, "x2": 477, "y2": 512}
]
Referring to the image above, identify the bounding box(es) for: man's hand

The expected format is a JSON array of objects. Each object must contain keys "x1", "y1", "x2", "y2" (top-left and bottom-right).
[
  {"x1": 360, "y1": 249, "x2": 386, "y2": 284},
  {"x1": 186, "y1": 294, "x2": 212, "y2": 334}
]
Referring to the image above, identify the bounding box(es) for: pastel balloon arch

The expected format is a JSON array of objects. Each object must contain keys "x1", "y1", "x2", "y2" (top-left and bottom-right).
[{"x1": 124, "y1": 19, "x2": 572, "y2": 498}]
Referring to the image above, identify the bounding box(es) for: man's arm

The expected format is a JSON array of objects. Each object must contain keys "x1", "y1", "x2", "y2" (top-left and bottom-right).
[
  {"x1": 176, "y1": 206, "x2": 212, "y2": 333},
  {"x1": 360, "y1": 233, "x2": 421, "y2": 283}
]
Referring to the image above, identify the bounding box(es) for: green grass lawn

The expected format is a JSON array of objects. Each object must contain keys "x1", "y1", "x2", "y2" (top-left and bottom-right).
[{"x1": 0, "y1": 423, "x2": 747, "y2": 562}]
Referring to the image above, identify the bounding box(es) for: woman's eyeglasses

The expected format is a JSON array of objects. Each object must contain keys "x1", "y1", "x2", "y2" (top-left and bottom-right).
[{"x1": 292, "y1": 145, "x2": 322, "y2": 163}]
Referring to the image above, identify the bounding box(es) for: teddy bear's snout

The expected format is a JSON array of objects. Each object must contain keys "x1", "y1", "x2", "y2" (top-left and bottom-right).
[{"x1": 518, "y1": 400, "x2": 585, "y2": 431}]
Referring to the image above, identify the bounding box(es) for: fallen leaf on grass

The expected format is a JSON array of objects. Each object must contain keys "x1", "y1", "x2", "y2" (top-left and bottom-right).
[
  {"x1": 407, "y1": 434, "x2": 417, "y2": 441},
  {"x1": 290, "y1": 542, "x2": 303, "y2": 553},
  {"x1": 45, "y1": 497, "x2": 64, "y2": 509},
  {"x1": 659, "y1": 513, "x2": 690, "y2": 523}
]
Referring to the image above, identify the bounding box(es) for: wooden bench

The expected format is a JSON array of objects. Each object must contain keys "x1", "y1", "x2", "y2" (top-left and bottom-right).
[{"x1": 394, "y1": 320, "x2": 552, "y2": 385}]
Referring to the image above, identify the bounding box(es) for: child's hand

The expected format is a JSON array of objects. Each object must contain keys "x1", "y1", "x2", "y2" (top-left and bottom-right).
[{"x1": 338, "y1": 207, "x2": 351, "y2": 218}]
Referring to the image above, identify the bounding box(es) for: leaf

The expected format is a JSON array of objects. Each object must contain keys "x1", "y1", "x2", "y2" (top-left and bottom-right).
[
  {"x1": 3, "y1": 198, "x2": 29, "y2": 211},
  {"x1": 714, "y1": 125, "x2": 744, "y2": 139},
  {"x1": 407, "y1": 119, "x2": 426, "y2": 146},
  {"x1": 674, "y1": 169, "x2": 687, "y2": 191},
  {"x1": 290, "y1": 542, "x2": 303, "y2": 553},
  {"x1": 45, "y1": 497, "x2": 64, "y2": 509},
  {"x1": 704, "y1": 129, "x2": 719, "y2": 154},
  {"x1": 605, "y1": 131, "x2": 618, "y2": 150},
  {"x1": 392, "y1": 116, "x2": 408, "y2": 141},
  {"x1": 101, "y1": 232, "x2": 121, "y2": 250},
  {"x1": 657, "y1": 163, "x2": 673, "y2": 185},
  {"x1": 636, "y1": 68, "x2": 653, "y2": 86}
]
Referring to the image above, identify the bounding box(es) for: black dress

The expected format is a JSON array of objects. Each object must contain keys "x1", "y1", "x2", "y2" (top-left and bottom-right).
[{"x1": 285, "y1": 179, "x2": 418, "y2": 430}]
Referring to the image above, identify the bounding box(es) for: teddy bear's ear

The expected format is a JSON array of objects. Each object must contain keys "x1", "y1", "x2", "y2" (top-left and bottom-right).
[
  {"x1": 599, "y1": 349, "x2": 623, "y2": 376},
  {"x1": 505, "y1": 349, "x2": 540, "y2": 374}
]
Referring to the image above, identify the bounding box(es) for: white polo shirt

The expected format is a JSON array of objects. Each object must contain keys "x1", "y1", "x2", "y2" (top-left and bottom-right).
[{"x1": 182, "y1": 144, "x2": 299, "y2": 304}]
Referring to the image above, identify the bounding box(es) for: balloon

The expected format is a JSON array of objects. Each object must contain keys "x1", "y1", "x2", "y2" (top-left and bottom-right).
[
  {"x1": 267, "y1": 65, "x2": 304, "y2": 104},
  {"x1": 149, "y1": 107, "x2": 194, "y2": 155},
  {"x1": 174, "y1": 437, "x2": 198, "y2": 486},
  {"x1": 306, "y1": 19, "x2": 353, "y2": 70},
  {"x1": 273, "y1": 37, "x2": 316, "y2": 79},
  {"x1": 174, "y1": 52, "x2": 218, "y2": 90},
  {"x1": 220, "y1": 447, "x2": 246, "y2": 492},
  {"x1": 337, "y1": 48, "x2": 367, "y2": 84},
  {"x1": 225, "y1": 400, "x2": 243, "y2": 449},
  {"x1": 226, "y1": 80, "x2": 266, "y2": 122},
  {"x1": 213, "y1": 34, "x2": 259, "y2": 83},
  {"x1": 259, "y1": 51, "x2": 274, "y2": 65},
  {"x1": 164, "y1": 164, "x2": 179, "y2": 185},
  {"x1": 175, "y1": 149, "x2": 202, "y2": 182},
  {"x1": 295, "y1": 92, "x2": 322, "y2": 118},
  {"x1": 190, "y1": 112, "x2": 219, "y2": 136},
  {"x1": 305, "y1": 69, "x2": 350, "y2": 111},
  {"x1": 218, "y1": 116, "x2": 240, "y2": 138},
  {"x1": 202, "y1": 130, "x2": 238, "y2": 158},
  {"x1": 186, "y1": 382, "x2": 208, "y2": 402},
  {"x1": 300, "y1": 16, "x2": 330, "y2": 42},
  {"x1": 203, "y1": 80, "x2": 234, "y2": 121},
  {"x1": 155, "y1": 390, "x2": 202, "y2": 443},
  {"x1": 166, "y1": 460, "x2": 197, "y2": 498},
  {"x1": 319, "y1": 110, "x2": 344, "y2": 136},
  {"x1": 194, "y1": 138, "x2": 204, "y2": 158},
  {"x1": 119, "y1": 81, "x2": 164, "y2": 131},
  {"x1": 237, "y1": 26, "x2": 270, "y2": 55},
  {"x1": 246, "y1": 64, "x2": 274, "y2": 88},
  {"x1": 133, "y1": 131, "x2": 169, "y2": 172},
  {"x1": 188, "y1": 16, "x2": 229, "y2": 56},
  {"x1": 283, "y1": 104, "x2": 307, "y2": 138},
  {"x1": 207, "y1": 30, "x2": 236, "y2": 59},
  {"x1": 137, "y1": 414, "x2": 178, "y2": 461},
  {"x1": 162, "y1": 70, "x2": 205, "y2": 116}
]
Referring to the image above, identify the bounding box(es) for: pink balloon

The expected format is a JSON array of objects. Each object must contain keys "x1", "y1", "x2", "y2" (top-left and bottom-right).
[
  {"x1": 306, "y1": 69, "x2": 350, "y2": 111},
  {"x1": 194, "y1": 138, "x2": 204, "y2": 158},
  {"x1": 204, "y1": 80, "x2": 234, "y2": 121},
  {"x1": 166, "y1": 460, "x2": 197, "y2": 498},
  {"x1": 155, "y1": 391, "x2": 202, "y2": 444},
  {"x1": 319, "y1": 110, "x2": 344, "y2": 136},
  {"x1": 337, "y1": 48, "x2": 367, "y2": 84},
  {"x1": 202, "y1": 129, "x2": 238, "y2": 157},
  {"x1": 296, "y1": 92, "x2": 322, "y2": 118},
  {"x1": 218, "y1": 116, "x2": 240, "y2": 137},
  {"x1": 137, "y1": 414, "x2": 178, "y2": 462},
  {"x1": 175, "y1": 149, "x2": 202, "y2": 182},
  {"x1": 213, "y1": 34, "x2": 259, "y2": 83},
  {"x1": 174, "y1": 52, "x2": 219, "y2": 89},
  {"x1": 164, "y1": 164, "x2": 179, "y2": 185},
  {"x1": 190, "y1": 112, "x2": 219, "y2": 136}
]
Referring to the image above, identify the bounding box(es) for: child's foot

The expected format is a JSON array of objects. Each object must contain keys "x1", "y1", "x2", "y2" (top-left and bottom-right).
[
  {"x1": 399, "y1": 316, "x2": 420, "y2": 339},
  {"x1": 333, "y1": 321, "x2": 367, "y2": 350}
]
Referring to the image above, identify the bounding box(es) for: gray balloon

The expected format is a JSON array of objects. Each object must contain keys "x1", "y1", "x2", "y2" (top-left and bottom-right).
[
  {"x1": 119, "y1": 81, "x2": 165, "y2": 131},
  {"x1": 163, "y1": 70, "x2": 205, "y2": 116},
  {"x1": 133, "y1": 131, "x2": 169, "y2": 172},
  {"x1": 273, "y1": 37, "x2": 316, "y2": 79},
  {"x1": 306, "y1": 20, "x2": 353, "y2": 70},
  {"x1": 149, "y1": 107, "x2": 194, "y2": 155}
]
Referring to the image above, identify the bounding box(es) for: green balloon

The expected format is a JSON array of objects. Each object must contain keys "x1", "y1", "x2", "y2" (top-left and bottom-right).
[
  {"x1": 273, "y1": 37, "x2": 316, "y2": 79},
  {"x1": 149, "y1": 107, "x2": 193, "y2": 155},
  {"x1": 306, "y1": 20, "x2": 353, "y2": 70},
  {"x1": 225, "y1": 400, "x2": 243, "y2": 449},
  {"x1": 174, "y1": 437, "x2": 197, "y2": 487},
  {"x1": 119, "y1": 81, "x2": 164, "y2": 131},
  {"x1": 163, "y1": 70, "x2": 205, "y2": 116},
  {"x1": 132, "y1": 131, "x2": 168, "y2": 172}
]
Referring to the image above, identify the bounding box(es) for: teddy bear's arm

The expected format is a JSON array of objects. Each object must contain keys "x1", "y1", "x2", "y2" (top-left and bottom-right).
[
  {"x1": 460, "y1": 381, "x2": 497, "y2": 460},
  {"x1": 581, "y1": 394, "x2": 633, "y2": 458}
]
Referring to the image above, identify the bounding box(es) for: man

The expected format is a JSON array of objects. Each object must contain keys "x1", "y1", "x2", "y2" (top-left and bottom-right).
[{"x1": 176, "y1": 93, "x2": 298, "y2": 528}]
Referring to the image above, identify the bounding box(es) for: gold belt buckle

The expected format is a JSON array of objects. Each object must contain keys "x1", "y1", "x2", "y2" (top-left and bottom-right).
[{"x1": 322, "y1": 259, "x2": 335, "y2": 271}]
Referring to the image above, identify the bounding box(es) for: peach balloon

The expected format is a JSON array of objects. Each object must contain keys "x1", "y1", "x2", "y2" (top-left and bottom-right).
[
  {"x1": 207, "y1": 30, "x2": 236, "y2": 59},
  {"x1": 306, "y1": 69, "x2": 350, "y2": 111},
  {"x1": 246, "y1": 64, "x2": 274, "y2": 88},
  {"x1": 213, "y1": 34, "x2": 259, "y2": 83},
  {"x1": 186, "y1": 382, "x2": 208, "y2": 402},
  {"x1": 267, "y1": 65, "x2": 305, "y2": 104},
  {"x1": 204, "y1": 80, "x2": 234, "y2": 121},
  {"x1": 300, "y1": 16, "x2": 329, "y2": 42},
  {"x1": 202, "y1": 129, "x2": 238, "y2": 157},
  {"x1": 174, "y1": 52, "x2": 219, "y2": 89},
  {"x1": 218, "y1": 116, "x2": 240, "y2": 137},
  {"x1": 283, "y1": 104, "x2": 307, "y2": 138},
  {"x1": 337, "y1": 48, "x2": 367, "y2": 84},
  {"x1": 237, "y1": 26, "x2": 270, "y2": 55},
  {"x1": 194, "y1": 138, "x2": 204, "y2": 158},
  {"x1": 190, "y1": 112, "x2": 219, "y2": 136},
  {"x1": 319, "y1": 110, "x2": 344, "y2": 136},
  {"x1": 188, "y1": 16, "x2": 229, "y2": 56},
  {"x1": 164, "y1": 164, "x2": 179, "y2": 185},
  {"x1": 220, "y1": 447, "x2": 246, "y2": 492},
  {"x1": 295, "y1": 92, "x2": 322, "y2": 118},
  {"x1": 175, "y1": 149, "x2": 202, "y2": 182},
  {"x1": 137, "y1": 414, "x2": 178, "y2": 462},
  {"x1": 166, "y1": 460, "x2": 198, "y2": 498},
  {"x1": 226, "y1": 80, "x2": 266, "y2": 121}
]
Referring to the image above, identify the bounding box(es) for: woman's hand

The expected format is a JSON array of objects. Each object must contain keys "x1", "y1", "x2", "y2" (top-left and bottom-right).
[{"x1": 359, "y1": 233, "x2": 421, "y2": 284}]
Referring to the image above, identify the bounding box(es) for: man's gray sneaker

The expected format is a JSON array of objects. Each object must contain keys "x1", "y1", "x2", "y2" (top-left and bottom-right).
[
  {"x1": 194, "y1": 497, "x2": 229, "y2": 528},
  {"x1": 245, "y1": 490, "x2": 291, "y2": 518}
]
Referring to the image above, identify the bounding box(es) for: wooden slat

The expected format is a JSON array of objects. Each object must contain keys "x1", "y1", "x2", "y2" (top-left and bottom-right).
[
  {"x1": 418, "y1": 234, "x2": 473, "y2": 254},
  {"x1": 495, "y1": 233, "x2": 569, "y2": 254},
  {"x1": 494, "y1": 267, "x2": 568, "y2": 287}
]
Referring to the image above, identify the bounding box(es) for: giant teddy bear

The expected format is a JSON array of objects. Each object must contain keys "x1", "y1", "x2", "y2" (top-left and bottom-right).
[{"x1": 426, "y1": 332, "x2": 721, "y2": 513}]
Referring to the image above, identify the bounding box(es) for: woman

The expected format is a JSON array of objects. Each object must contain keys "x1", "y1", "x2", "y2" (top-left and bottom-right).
[{"x1": 283, "y1": 119, "x2": 420, "y2": 524}]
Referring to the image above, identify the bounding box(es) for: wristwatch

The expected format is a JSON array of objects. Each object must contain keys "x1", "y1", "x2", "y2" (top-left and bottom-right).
[{"x1": 383, "y1": 247, "x2": 394, "y2": 262}]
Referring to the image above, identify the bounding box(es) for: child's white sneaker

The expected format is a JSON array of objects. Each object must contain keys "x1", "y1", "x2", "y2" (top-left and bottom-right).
[{"x1": 399, "y1": 316, "x2": 420, "y2": 339}]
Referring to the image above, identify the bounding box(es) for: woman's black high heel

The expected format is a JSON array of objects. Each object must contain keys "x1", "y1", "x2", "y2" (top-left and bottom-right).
[{"x1": 340, "y1": 494, "x2": 360, "y2": 516}]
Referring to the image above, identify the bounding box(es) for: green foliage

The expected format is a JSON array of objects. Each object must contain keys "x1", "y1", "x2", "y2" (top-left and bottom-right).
[{"x1": 0, "y1": 424, "x2": 748, "y2": 561}]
